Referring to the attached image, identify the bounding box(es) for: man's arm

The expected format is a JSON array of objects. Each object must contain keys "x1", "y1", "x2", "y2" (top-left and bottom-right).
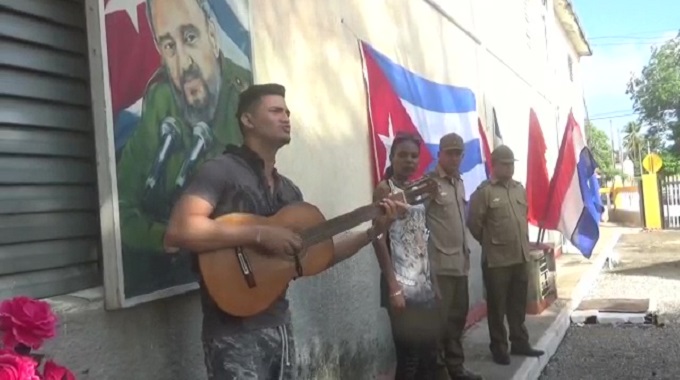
[
  {"x1": 466, "y1": 186, "x2": 487, "y2": 243},
  {"x1": 331, "y1": 228, "x2": 378, "y2": 266},
  {"x1": 330, "y1": 197, "x2": 405, "y2": 267},
  {"x1": 163, "y1": 158, "x2": 259, "y2": 253},
  {"x1": 164, "y1": 196, "x2": 260, "y2": 253}
]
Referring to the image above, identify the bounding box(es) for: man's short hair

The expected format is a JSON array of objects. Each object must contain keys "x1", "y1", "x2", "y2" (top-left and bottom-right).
[{"x1": 235, "y1": 83, "x2": 286, "y2": 122}]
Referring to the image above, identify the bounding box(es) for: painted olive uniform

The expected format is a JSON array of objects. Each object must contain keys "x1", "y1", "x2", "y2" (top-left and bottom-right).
[
  {"x1": 116, "y1": 54, "x2": 252, "y2": 297},
  {"x1": 467, "y1": 145, "x2": 543, "y2": 363}
]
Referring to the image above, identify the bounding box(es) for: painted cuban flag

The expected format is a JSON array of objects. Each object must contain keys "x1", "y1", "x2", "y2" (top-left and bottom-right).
[
  {"x1": 359, "y1": 41, "x2": 487, "y2": 201},
  {"x1": 542, "y1": 111, "x2": 604, "y2": 258}
]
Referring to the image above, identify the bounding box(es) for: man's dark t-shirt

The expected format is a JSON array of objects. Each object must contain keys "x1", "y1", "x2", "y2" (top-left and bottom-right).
[{"x1": 182, "y1": 145, "x2": 303, "y2": 339}]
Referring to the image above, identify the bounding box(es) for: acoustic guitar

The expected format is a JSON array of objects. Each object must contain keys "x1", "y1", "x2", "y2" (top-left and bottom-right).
[{"x1": 198, "y1": 177, "x2": 439, "y2": 317}]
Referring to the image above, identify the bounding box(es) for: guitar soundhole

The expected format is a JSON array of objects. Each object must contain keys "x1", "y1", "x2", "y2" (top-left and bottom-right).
[{"x1": 236, "y1": 247, "x2": 257, "y2": 288}]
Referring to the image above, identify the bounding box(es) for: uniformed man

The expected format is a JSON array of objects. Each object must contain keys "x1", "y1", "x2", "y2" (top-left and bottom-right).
[
  {"x1": 467, "y1": 145, "x2": 545, "y2": 365},
  {"x1": 116, "y1": 0, "x2": 252, "y2": 296},
  {"x1": 426, "y1": 133, "x2": 483, "y2": 380}
]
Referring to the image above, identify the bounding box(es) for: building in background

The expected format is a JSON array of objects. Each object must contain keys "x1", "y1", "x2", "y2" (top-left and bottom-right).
[{"x1": 0, "y1": 0, "x2": 590, "y2": 378}]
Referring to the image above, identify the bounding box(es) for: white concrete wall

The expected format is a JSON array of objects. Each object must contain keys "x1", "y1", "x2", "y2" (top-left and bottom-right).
[{"x1": 49, "y1": 1, "x2": 588, "y2": 379}]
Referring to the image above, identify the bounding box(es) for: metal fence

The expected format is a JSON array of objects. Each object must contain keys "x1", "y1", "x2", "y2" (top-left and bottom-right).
[{"x1": 660, "y1": 174, "x2": 680, "y2": 229}]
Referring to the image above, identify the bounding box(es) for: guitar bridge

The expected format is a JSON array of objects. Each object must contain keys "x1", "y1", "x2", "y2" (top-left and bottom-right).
[{"x1": 236, "y1": 246, "x2": 257, "y2": 288}]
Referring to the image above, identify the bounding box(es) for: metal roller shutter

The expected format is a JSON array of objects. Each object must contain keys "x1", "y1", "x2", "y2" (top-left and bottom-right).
[{"x1": 0, "y1": 0, "x2": 100, "y2": 299}]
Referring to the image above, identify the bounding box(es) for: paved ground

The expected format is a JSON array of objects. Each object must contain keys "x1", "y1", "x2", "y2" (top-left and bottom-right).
[
  {"x1": 460, "y1": 225, "x2": 627, "y2": 380},
  {"x1": 540, "y1": 230, "x2": 680, "y2": 380}
]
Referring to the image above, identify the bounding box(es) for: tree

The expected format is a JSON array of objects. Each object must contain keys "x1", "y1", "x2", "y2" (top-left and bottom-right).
[
  {"x1": 623, "y1": 121, "x2": 644, "y2": 175},
  {"x1": 626, "y1": 32, "x2": 680, "y2": 152},
  {"x1": 585, "y1": 121, "x2": 617, "y2": 180}
]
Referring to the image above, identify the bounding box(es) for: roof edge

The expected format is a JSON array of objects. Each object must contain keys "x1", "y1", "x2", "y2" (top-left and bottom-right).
[{"x1": 554, "y1": 0, "x2": 592, "y2": 57}]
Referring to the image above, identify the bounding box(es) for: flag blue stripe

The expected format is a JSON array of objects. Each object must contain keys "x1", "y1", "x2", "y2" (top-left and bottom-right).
[
  {"x1": 208, "y1": 0, "x2": 252, "y2": 58},
  {"x1": 569, "y1": 147, "x2": 604, "y2": 258},
  {"x1": 424, "y1": 139, "x2": 484, "y2": 173},
  {"x1": 364, "y1": 44, "x2": 476, "y2": 114},
  {"x1": 570, "y1": 208, "x2": 599, "y2": 259}
]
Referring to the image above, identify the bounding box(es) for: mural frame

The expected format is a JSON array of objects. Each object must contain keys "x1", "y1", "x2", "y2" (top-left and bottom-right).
[{"x1": 85, "y1": 0, "x2": 256, "y2": 309}]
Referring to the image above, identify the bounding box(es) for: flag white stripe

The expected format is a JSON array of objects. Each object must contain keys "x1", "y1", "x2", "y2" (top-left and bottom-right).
[
  {"x1": 400, "y1": 100, "x2": 479, "y2": 143},
  {"x1": 400, "y1": 99, "x2": 486, "y2": 200},
  {"x1": 557, "y1": 169, "x2": 584, "y2": 237}
]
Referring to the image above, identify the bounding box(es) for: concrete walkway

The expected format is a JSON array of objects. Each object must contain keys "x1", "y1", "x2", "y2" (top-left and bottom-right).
[{"x1": 460, "y1": 224, "x2": 635, "y2": 380}]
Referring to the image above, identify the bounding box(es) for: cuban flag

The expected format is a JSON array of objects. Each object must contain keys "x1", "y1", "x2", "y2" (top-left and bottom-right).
[
  {"x1": 542, "y1": 111, "x2": 604, "y2": 258},
  {"x1": 360, "y1": 41, "x2": 487, "y2": 200},
  {"x1": 103, "y1": 0, "x2": 251, "y2": 158}
]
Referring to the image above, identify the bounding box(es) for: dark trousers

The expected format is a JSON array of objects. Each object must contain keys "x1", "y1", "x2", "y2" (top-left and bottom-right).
[
  {"x1": 482, "y1": 261, "x2": 530, "y2": 354},
  {"x1": 203, "y1": 324, "x2": 295, "y2": 380},
  {"x1": 390, "y1": 308, "x2": 439, "y2": 380},
  {"x1": 436, "y1": 275, "x2": 469, "y2": 375}
]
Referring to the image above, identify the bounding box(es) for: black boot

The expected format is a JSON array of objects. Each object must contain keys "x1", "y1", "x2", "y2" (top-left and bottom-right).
[
  {"x1": 491, "y1": 351, "x2": 511, "y2": 365},
  {"x1": 510, "y1": 346, "x2": 545, "y2": 357},
  {"x1": 450, "y1": 367, "x2": 484, "y2": 380}
]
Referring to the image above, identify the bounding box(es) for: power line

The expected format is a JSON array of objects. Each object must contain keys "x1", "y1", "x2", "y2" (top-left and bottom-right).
[
  {"x1": 589, "y1": 113, "x2": 636, "y2": 121},
  {"x1": 591, "y1": 40, "x2": 671, "y2": 47},
  {"x1": 591, "y1": 109, "x2": 636, "y2": 117},
  {"x1": 589, "y1": 29, "x2": 678, "y2": 40}
]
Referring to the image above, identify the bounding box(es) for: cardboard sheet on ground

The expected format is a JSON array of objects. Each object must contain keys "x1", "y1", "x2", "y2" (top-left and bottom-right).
[{"x1": 575, "y1": 298, "x2": 650, "y2": 313}]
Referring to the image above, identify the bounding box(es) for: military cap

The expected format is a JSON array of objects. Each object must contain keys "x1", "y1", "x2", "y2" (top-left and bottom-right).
[
  {"x1": 439, "y1": 133, "x2": 464, "y2": 151},
  {"x1": 236, "y1": 83, "x2": 286, "y2": 119},
  {"x1": 491, "y1": 145, "x2": 517, "y2": 163}
]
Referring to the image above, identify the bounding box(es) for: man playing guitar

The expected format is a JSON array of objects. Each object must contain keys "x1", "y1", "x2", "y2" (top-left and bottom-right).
[{"x1": 164, "y1": 83, "x2": 406, "y2": 379}]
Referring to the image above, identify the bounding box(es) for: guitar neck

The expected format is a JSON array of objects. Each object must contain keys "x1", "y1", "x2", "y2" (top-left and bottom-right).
[{"x1": 301, "y1": 192, "x2": 405, "y2": 246}]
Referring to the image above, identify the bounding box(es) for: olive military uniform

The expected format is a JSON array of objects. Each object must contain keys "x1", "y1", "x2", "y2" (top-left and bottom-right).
[
  {"x1": 426, "y1": 133, "x2": 481, "y2": 380},
  {"x1": 116, "y1": 54, "x2": 252, "y2": 296},
  {"x1": 467, "y1": 145, "x2": 541, "y2": 363}
]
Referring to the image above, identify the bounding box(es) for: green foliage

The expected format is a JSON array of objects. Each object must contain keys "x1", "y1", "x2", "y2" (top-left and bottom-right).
[
  {"x1": 626, "y1": 32, "x2": 680, "y2": 151},
  {"x1": 585, "y1": 121, "x2": 617, "y2": 180},
  {"x1": 660, "y1": 151, "x2": 680, "y2": 174}
]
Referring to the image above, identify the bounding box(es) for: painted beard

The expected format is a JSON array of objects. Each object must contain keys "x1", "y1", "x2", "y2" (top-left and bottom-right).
[{"x1": 171, "y1": 62, "x2": 221, "y2": 126}]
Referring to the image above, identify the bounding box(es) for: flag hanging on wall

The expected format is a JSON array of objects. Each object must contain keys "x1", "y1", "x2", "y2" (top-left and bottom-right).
[
  {"x1": 360, "y1": 41, "x2": 487, "y2": 200},
  {"x1": 526, "y1": 108, "x2": 550, "y2": 227},
  {"x1": 478, "y1": 118, "x2": 492, "y2": 178},
  {"x1": 491, "y1": 107, "x2": 504, "y2": 148},
  {"x1": 542, "y1": 111, "x2": 604, "y2": 258}
]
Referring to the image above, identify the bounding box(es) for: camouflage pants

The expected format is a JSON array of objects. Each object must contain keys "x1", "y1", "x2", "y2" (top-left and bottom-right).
[{"x1": 203, "y1": 324, "x2": 295, "y2": 380}]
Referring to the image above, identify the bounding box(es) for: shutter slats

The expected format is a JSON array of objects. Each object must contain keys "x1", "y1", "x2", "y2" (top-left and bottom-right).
[{"x1": 0, "y1": 0, "x2": 100, "y2": 300}]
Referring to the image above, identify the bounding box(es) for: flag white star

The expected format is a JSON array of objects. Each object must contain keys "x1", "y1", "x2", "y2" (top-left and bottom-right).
[
  {"x1": 378, "y1": 114, "x2": 396, "y2": 173},
  {"x1": 105, "y1": 0, "x2": 146, "y2": 33}
]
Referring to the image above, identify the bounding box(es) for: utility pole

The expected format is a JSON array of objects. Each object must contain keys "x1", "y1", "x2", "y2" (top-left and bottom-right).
[{"x1": 609, "y1": 119, "x2": 616, "y2": 164}]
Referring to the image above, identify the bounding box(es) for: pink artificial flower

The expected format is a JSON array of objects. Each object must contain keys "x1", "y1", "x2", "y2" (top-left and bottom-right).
[
  {"x1": 0, "y1": 297, "x2": 57, "y2": 350},
  {"x1": 0, "y1": 349, "x2": 39, "y2": 380},
  {"x1": 42, "y1": 360, "x2": 76, "y2": 380}
]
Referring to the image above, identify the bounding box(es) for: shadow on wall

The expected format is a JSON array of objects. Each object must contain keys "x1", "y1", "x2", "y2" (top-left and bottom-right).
[{"x1": 254, "y1": 3, "x2": 393, "y2": 379}]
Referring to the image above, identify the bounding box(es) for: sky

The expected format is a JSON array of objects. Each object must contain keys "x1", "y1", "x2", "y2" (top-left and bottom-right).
[{"x1": 571, "y1": 0, "x2": 679, "y2": 146}]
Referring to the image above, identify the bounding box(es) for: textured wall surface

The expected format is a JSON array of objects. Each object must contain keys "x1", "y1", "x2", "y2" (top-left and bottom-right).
[{"x1": 59, "y1": 0, "x2": 586, "y2": 378}]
